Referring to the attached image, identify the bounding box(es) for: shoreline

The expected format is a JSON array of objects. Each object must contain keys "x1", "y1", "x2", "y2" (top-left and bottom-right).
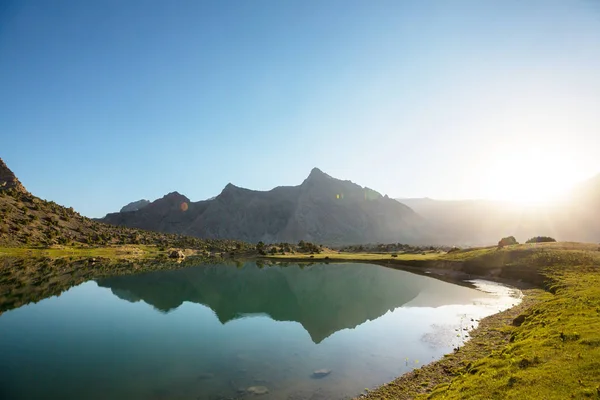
[
  {"x1": 260, "y1": 254, "x2": 539, "y2": 291},
  {"x1": 355, "y1": 288, "x2": 542, "y2": 399}
]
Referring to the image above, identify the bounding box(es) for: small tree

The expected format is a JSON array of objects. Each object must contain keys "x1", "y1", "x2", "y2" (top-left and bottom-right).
[{"x1": 498, "y1": 236, "x2": 518, "y2": 248}]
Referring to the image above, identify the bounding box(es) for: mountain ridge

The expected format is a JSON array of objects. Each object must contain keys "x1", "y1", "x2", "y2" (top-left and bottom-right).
[{"x1": 101, "y1": 168, "x2": 424, "y2": 245}]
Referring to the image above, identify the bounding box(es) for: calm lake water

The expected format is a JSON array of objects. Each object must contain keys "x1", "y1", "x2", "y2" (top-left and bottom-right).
[{"x1": 0, "y1": 262, "x2": 521, "y2": 400}]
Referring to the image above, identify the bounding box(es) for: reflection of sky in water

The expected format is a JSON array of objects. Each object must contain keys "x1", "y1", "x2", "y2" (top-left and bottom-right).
[{"x1": 0, "y1": 263, "x2": 521, "y2": 400}]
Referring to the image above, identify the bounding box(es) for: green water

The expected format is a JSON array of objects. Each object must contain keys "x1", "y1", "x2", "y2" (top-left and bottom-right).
[{"x1": 0, "y1": 262, "x2": 520, "y2": 400}]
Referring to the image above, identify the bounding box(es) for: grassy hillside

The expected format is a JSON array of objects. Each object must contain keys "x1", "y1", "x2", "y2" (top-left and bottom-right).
[{"x1": 350, "y1": 243, "x2": 600, "y2": 399}]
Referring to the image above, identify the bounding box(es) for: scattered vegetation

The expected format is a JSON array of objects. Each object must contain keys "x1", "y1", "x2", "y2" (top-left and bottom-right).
[
  {"x1": 255, "y1": 240, "x2": 322, "y2": 256},
  {"x1": 526, "y1": 236, "x2": 557, "y2": 244},
  {"x1": 0, "y1": 187, "x2": 252, "y2": 253},
  {"x1": 340, "y1": 243, "x2": 446, "y2": 254}
]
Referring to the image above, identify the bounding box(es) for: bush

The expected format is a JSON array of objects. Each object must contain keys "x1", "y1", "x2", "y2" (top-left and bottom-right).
[
  {"x1": 498, "y1": 236, "x2": 518, "y2": 248},
  {"x1": 526, "y1": 236, "x2": 557, "y2": 244}
]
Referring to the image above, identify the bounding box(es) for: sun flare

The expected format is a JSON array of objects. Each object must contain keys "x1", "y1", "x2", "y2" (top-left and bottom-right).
[{"x1": 481, "y1": 147, "x2": 580, "y2": 204}]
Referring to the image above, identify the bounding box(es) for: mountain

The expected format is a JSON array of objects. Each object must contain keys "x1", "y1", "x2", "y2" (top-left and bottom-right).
[
  {"x1": 0, "y1": 157, "x2": 248, "y2": 250},
  {"x1": 120, "y1": 199, "x2": 150, "y2": 213},
  {"x1": 100, "y1": 168, "x2": 424, "y2": 245},
  {"x1": 399, "y1": 174, "x2": 600, "y2": 246}
]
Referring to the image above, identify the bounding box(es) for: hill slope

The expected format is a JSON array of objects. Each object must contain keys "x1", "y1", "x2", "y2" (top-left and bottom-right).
[
  {"x1": 101, "y1": 168, "x2": 424, "y2": 245},
  {"x1": 0, "y1": 158, "x2": 248, "y2": 251}
]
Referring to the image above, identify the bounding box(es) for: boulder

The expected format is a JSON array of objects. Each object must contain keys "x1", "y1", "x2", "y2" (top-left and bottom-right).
[
  {"x1": 311, "y1": 369, "x2": 332, "y2": 378},
  {"x1": 246, "y1": 386, "x2": 269, "y2": 395},
  {"x1": 168, "y1": 250, "x2": 185, "y2": 259}
]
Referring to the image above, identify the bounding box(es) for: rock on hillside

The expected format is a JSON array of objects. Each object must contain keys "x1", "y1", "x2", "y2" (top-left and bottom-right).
[
  {"x1": 0, "y1": 158, "x2": 26, "y2": 193},
  {"x1": 101, "y1": 168, "x2": 425, "y2": 245}
]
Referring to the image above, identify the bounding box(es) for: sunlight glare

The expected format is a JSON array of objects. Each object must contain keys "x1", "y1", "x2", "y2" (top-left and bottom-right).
[{"x1": 481, "y1": 147, "x2": 579, "y2": 204}]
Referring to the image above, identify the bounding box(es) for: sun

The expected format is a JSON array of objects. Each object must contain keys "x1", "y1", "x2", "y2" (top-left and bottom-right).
[{"x1": 481, "y1": 147, "x2": 579, "y2": 204}]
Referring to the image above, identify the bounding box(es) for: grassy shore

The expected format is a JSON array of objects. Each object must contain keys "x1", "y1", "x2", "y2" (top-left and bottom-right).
[
  {"x1": 293, "y1": 242, "x2": 600, "y2": 400},
  {"x1": 0, "y1": 244, "x2": 165, "y2": 259}
]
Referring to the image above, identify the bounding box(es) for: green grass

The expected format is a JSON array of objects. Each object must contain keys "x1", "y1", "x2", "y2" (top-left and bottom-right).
[
  {"x1": 0, "y1": 244, "x2": 163, "y2": 259},
  {"x1": 425, "y1": 267, "x2": 600, "y2": 399},
  {"x1": 358, "y1": 242, "x2": 600, "y2": 400}
]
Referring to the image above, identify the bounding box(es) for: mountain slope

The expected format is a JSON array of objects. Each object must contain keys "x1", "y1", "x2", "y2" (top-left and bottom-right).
[
  {"x1": 0, "y1": 158, "x2": 248, "y2": 251},
  {"x1": 101, "y1": 168, "x2": 424, "y2": 245},
  {"x1": 120, "y1": 199, "x2": 150, "y2": 213}
]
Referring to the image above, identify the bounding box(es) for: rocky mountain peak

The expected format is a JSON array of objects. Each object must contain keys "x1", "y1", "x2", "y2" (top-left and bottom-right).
[
  {"x1": 0, "y1": 158, "x2": 27, "y2": 193},
  {"x1": 307, "y1": 167, "x2": 330, "y2": 179},
  {"x1": 302, "y1": 167, "x2": 335, "y2": 186},
  {"x1": 161, "y1": 191, "x2": 190, "y2": 204}
]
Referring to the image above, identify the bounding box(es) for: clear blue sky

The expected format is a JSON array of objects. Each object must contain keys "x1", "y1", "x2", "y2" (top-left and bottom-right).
[{"x1": 2, "y1": 0, "x2": 600, "y2": 217}]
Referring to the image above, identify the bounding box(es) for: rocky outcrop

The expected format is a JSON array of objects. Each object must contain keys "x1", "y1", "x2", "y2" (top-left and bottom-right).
[
  {"x1": 0, "y1": 158, "x2": 27, "y2": 193},
  {"x1": 120, "y1": 199, "x2": 150, "y2": 213},
  {"x1": 101, "y1": 168, "x2": 424, "y2": 245},
  {"x1": 168, "y1": 249, "x2": 185, "y2": 259}
]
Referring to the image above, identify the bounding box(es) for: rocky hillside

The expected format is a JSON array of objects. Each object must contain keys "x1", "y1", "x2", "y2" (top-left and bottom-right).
[
  {"x1": 101, "y1": 168, "x2": 424, "y2": 245},
  {"x1": 0, "y1": 158, "x2": 250, "y2": 251}
]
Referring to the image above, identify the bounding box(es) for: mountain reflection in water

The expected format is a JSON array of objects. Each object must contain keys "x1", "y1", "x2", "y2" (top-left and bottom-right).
[{"x1": 97, "y1": 262, "x2": 487, "y2": 343}]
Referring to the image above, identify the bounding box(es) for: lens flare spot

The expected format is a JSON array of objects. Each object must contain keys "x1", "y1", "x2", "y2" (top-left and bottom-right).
[{"x1": 180, "y1": 202, "x2": 189, "y2": 212}]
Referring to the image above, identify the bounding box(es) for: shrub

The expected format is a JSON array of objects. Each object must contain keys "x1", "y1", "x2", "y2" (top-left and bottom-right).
[
  {"x1": 526, "y1": 236, "x2": 557, "y2": 243},
  {"x1": 498, "y1": 236, "x2": 518, "y2": 248}
]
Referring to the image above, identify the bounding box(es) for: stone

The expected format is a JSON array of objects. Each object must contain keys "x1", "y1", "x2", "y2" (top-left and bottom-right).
[
  {"x1": 311, "y1": 369, "x2": 332, "y2": 378},
  {"x1": 246, "y1": 386, "x2": 269, "y2": 395},
  {"x1": 197, "y1": 372, "x2": 214, "y2": 380},
  {"x1": 168, "y1": 250, "x2": 185, "y2": 259}
]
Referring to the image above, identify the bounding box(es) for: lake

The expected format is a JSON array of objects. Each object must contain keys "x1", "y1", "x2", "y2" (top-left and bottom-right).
[{"x1": 0, "y1": 261, "x2": 521, "y2": 400}]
